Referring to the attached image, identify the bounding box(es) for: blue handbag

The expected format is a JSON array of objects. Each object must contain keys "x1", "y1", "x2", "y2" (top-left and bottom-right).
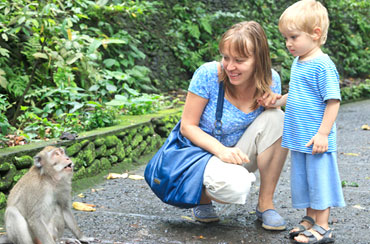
[{"x1": 144, "y1": 82, "x2": 225, "y2": 208}]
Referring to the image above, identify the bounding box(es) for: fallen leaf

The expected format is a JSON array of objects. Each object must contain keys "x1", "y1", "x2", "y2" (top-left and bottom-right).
[
  {"x1": 128, "y1": 175, "x2": 144, "y2": 180},
  {"x1": 361, "y1": 124, "x2": 370, "y2": 130},
  {"x1": 107, "y1": 173, "x2": 128, "y2": 179},
  {"x1": 341, "y1": 180, "x2": 359, "y2": 187},
  {"x1": 343, "y1": 152, "x2": 359, "y2": 156},
  {"x1": 353, "y1": 204, "x2": 365, "y2": 210},
  {"x1": 72, "y1": 202, "x2": 96, "y2": 212},
  {"x1": 78, "y1": 193, "x2": 85, "y2": 198},
  {"x1": 181, "y1": 215, "x2": 194, "y2": 221},
  {"x1": 193, "y1": 235, "x2": 205, "y2": 239},
  {"x1": 91, "y1": 188, "x2": 104, "y2": 193}
]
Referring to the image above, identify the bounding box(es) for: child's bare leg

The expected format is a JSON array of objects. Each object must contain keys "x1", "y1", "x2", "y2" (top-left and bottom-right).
[{"x1": 315, "y1": 208, "x2": 330, "y2": 229}]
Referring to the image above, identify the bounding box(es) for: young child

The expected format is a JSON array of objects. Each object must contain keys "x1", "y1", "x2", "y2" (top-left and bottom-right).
[{"x1": 258, "y1": 0, "x2": 345, "y2": 243}]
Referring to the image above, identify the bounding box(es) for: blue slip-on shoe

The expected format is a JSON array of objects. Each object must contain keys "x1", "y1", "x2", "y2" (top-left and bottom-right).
[
  {"x1": 192, "y1": 203, "x2": 220, "y2": 223},
  {"x1": 256, "y1": 207, "x2": 286, "y2": 230}
]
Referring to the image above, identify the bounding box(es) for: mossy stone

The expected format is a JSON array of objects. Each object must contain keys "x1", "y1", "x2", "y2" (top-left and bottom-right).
[
  {"x1": 101, "y1": 157, "x2": 111, "y2": 169},
  {"x1": 0, "y1": 192, "x2": 6, "y2": 209},
  {"x1": 117, "y1": 131, "x2": 127, "y2": 139},
  {"x1": 141, "y1": 125, "x2": 154, "y2": 137},
  {"x1": 80, "y1": 139, "x2": 90, "y2": 148},
  {"x1": 104, "y1": 147, "x2": 116, "y2": 157},
  {"x1": 109, "y1": 155, "x2": 118, "y2": 164},
  {"x1": 105, "y1": 135, "x2": 120, "y2": 148},
  {"x1": 66, "y1": 143, "x2": 82, "y2": 157},
  {"x1": 131, "y1": 134, "x2": 143, "y2": 148},
  {"x1": 14, "y1": 155, "x2": 33, "y2": 169},
  {"x1": 13, "y1": 168, "x2": 29, "y2": 184},
  {"x1": 128, "y1": 128, "x2": 138, "y2": 137},
  {"x1": 0, "y1": 162, "x2": 11, "y2": 172},
  {"x1": 83, "y1": 142, "x2": 96, "y2": 167},
  {"x1": 116, "y1": 142, "x2": 125, "y2": 161},
  {"x1": 96, "y1": 145, "x2": 107, "y2": 158},
  {"x1": 0, "y1": 164, "x2": 16, "y2": 191},
  {"x1": 94, "y1": 137, "x2": 106, "y2": 147},
  {"x1": 73, "y1": 166, "x2": 86, "y2": 180}
]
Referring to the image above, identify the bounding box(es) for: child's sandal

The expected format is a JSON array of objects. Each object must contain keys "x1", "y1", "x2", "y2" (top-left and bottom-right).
[
  {"x1": 289, "y1": 216, "x2": 315, "y2": 239},
  {"x1": 294, "y1": 224, "x2": 334, "y2": 244}
]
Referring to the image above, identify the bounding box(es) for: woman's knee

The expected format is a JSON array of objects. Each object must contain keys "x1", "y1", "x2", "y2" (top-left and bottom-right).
[
  {"x1": 204, "y1": 167, "x2": 256, "y2": 203},
  {"x1": 258, "y1": 109, "x2": 284, "y2": 126}
]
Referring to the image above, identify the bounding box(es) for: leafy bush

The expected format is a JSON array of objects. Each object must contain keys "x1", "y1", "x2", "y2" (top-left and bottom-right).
[
  {"x1": 0, "y1": 0, "x2": 368, "y2": 148},
  {"x1": 341, "y1": 79, "x2": 370, "y2": 102}
]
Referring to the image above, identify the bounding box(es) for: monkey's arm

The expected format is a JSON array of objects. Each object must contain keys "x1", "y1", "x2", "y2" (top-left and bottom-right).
[{"x1": 63, "y1": 208, "x2": 95, "y2": 243}]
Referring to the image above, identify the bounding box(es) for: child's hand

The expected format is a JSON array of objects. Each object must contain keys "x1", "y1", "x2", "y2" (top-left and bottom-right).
[
  {"x1": 305, "y1": 132, "x2": 329, "y2": 154},
  {"x1": 257, "y1": 92, "x2": 282, "y2": 108}
]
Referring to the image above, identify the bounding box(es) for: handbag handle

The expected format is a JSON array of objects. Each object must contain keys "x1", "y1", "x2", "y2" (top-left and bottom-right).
[{"x1": 214, "y1": 81, "x2": 225, "y2": 140}]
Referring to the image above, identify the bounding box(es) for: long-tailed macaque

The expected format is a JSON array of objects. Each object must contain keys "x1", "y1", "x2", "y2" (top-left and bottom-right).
[{"x1": 3, "y1": 146, "x2": 94, "y2": 244}]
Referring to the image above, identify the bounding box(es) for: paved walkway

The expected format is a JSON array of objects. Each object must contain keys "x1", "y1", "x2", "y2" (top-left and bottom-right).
[{"x1": 66, "y1": 99, "x2": 370, "y2": 244}]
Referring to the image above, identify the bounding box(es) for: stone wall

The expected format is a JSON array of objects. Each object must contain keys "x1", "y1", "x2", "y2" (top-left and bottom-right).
[{"x1": 0, "y1": 111, "x2": 182, "y2": 209}]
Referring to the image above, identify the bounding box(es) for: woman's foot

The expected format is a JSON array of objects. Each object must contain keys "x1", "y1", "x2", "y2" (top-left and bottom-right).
[
  {"x1": 192, "y1": 203, "x2": 219, "y2": 223},
  {"x1": 255, "y1": 206, "x2": 286, "y2": 230}
]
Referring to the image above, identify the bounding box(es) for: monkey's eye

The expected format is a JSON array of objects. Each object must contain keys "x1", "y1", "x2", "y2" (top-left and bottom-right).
[{"x1": 53, "y1": 162, "x2": 58, "y2": 166}]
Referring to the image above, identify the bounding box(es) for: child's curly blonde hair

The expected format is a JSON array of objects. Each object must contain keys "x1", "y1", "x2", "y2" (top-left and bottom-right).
[{"x1": 279, "y1": 0, "x2": 329, "y2": 45}]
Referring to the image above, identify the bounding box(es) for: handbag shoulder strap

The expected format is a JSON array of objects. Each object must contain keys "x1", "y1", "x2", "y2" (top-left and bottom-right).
[{"x1": 214, "y1": 81, "x2": 224, "y2": 140}]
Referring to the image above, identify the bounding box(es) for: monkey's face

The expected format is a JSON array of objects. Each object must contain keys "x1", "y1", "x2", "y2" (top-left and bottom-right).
[
  {"x1": 49, "y1": 148, "x2": 74, "y2": 174},
  {"x1": 35, "y1": 147, "x2": 75, "y2": 181}
]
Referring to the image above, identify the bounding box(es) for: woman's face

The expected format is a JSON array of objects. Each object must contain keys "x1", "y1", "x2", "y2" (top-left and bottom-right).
[{"x1": 221, "y1": 41, "x2": 255, "y2": 86}]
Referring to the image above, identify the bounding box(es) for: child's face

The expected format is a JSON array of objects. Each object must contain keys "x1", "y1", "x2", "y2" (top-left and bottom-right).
[
  {"x1": 221, "y1": 41, "x2": 255, "y2": 86},
  {"x1": 280, "y1": 29, "x2": 320, "y2": 61}
]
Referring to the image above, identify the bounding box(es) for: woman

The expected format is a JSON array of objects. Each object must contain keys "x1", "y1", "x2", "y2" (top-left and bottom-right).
[{"x1": 180, "y1": 21, "x2": 288, "y2": 230}]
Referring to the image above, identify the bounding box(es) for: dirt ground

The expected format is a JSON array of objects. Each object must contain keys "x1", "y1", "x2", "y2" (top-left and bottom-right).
[
  {"x1": 60, "y1": 99, "x2": 370, "y2": 244},
  {"x1": 1, "y1": 100, "x2": 368, "y2": 244}
]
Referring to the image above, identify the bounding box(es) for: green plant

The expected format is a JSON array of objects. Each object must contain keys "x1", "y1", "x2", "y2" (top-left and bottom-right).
[
  {"x1": 18, "y1": 111, "x2": 63, "y2": 141},
  {"x1": 341, "y1": 79, "x2": 370, "y2": 102},
  {"x1": 0, "y1": 95, "x2": 14, "y2": 146},
  {"x1": 82, "y1": 102, "x2": 119, "y2": 131}
]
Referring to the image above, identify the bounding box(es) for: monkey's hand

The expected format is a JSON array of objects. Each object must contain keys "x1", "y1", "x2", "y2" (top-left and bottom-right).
[
  {"x1": 79, "y1": 236, "x2": 96, "y2": 243},
  {"x1": 64, "y1": 237, "x2": 96, "y2": 244}
]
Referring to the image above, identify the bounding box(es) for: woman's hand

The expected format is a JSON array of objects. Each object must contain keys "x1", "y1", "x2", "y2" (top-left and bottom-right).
[{"x1": 216, "y1": 146, "x2": 250, "y2": 165}]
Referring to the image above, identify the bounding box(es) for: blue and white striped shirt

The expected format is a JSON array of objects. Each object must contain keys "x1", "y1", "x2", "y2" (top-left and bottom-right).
[{"x1": 282, "y1": 54, "x2": 341, "y2": 153}]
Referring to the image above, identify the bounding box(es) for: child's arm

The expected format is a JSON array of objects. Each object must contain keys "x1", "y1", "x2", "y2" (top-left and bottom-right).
[
  {"x1": 258, "y1": 93, "x2": 288, "y2": 108},
  {"x1": 305, "y1": 99, "x2": 340, "y2": 154}
]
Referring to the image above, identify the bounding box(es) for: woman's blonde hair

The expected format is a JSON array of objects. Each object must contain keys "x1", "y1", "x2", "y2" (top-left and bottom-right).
[
  {"x1": 279, "y1": 0, "x2": 329, "y2": 45},
  {"x1": 219, "y1": 21, "x2": 272, "y2": 109}
]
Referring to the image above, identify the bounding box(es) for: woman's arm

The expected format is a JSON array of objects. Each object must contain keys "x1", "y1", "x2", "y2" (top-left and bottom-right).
[{"x1": 181, "y1": 91, "x2": 249, "y2": 165}]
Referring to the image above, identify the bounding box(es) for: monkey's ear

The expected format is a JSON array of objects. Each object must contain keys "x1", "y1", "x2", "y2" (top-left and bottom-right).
[{"x1": 34, "y1": 156, "x2": 42, "y2": 168}]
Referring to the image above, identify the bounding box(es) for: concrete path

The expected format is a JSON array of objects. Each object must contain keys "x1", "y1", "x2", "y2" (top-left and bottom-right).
[{"x1": 66, "y1": 99, "x2": 370, "y2": 244}]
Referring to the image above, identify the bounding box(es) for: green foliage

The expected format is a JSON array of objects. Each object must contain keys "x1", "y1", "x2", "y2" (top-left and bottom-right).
[
  {"x1": 106, "y1": 84, "x2": 164, "y2": 115},
  {"x1": 324, "y1": 0, "x2": 370, "y2": 77},
  {"x1": 0, "y1": 95, "x2": 14, "y2": 146},
  {"x1": 341, "y1": 79, "x2": 370, "y2": 102},
  {"x1": 0, "y1": 0, "x2": 368, "y2": 148},
  {"x1": 166, "y1": 1, "x2": 244, "y2": 72}
]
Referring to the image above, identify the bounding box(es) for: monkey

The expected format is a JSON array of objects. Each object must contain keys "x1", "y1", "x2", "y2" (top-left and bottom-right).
[{"x1": 3, "y1": 146, "x2": 94, "y2": 244}]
